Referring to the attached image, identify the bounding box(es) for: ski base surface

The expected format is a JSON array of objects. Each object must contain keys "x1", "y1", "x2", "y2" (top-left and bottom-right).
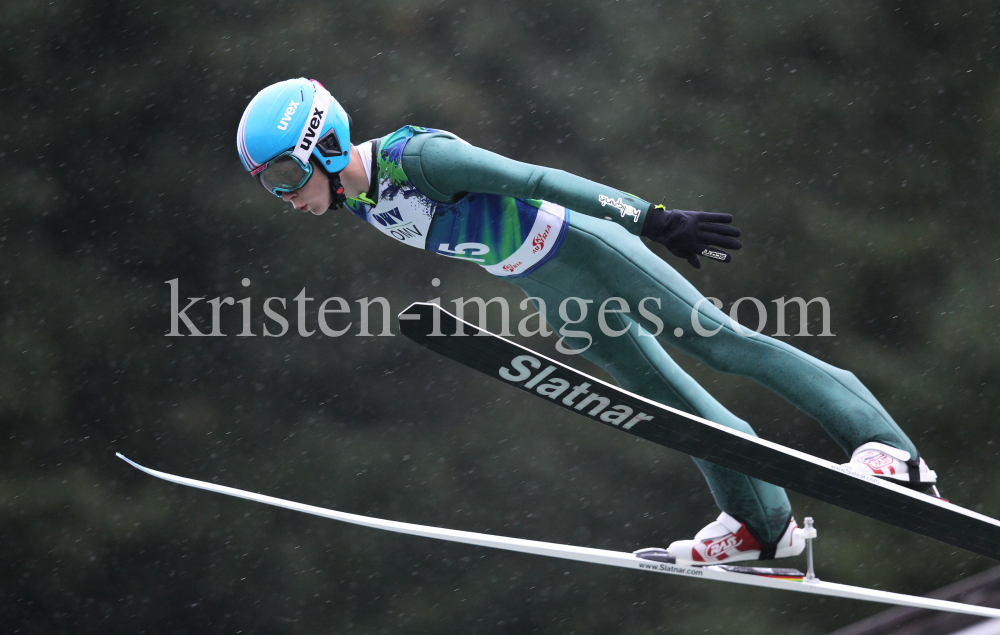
[
  {"x1": 117, "y1": 453, "x2": 1000, "y2": 618},
  {"x1": 397, "y1": 302, "x2": 1000, "y2": 562}
]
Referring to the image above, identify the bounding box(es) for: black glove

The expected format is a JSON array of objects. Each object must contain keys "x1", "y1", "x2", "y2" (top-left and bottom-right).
[{"x1": 641, "y1": 205, "x2": 742, "y2": 269}]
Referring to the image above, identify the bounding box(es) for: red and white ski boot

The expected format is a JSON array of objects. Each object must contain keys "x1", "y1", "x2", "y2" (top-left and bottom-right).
[
  {"x1": 841, "y1": 442, "x2": 941, "y2": 496},
  {"x1": 666, "y1": 512, "x2": 804, "y2": 566}
]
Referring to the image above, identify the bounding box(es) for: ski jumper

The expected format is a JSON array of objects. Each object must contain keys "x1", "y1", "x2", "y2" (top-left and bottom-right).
[{"x1": 345, "y1": 126, "x2": 920, "y2": 546}]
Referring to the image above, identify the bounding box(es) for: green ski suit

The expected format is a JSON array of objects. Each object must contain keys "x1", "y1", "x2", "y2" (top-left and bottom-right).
[{"x1": 345, "y1": 126, "x2": 919, "y2": 546}]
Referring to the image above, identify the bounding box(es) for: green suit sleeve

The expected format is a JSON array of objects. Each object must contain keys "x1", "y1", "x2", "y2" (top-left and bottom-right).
[{"x1": 400, "y1": 133, "x2": 650, "y2": 235}]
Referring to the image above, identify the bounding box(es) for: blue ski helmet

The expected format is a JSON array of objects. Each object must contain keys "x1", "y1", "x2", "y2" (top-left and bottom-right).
[{"x1": 237, "y1": 78, "x2": 352, "y2": 195}]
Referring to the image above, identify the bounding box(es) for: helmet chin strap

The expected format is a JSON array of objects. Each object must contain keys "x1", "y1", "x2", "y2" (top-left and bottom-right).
[{"x1": 327, "y1": 171, "x2": 347, "y2": 211}]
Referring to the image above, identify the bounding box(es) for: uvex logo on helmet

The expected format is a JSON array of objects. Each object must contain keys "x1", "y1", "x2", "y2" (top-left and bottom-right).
[
  {"x1": 299, "y1": 107, "x2": 325, "y2": 152},
  {"x1": 276, "y1": 100, "x2": 301, "y2": 131}
]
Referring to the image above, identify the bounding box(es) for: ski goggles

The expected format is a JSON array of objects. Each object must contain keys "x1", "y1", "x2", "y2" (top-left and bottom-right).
[
  {"x1": 249, "y1": 86, "x2": 334, "y2": 197},
  {"x1": 252, "y1": 151, "x2": 315, "y2": 196}
]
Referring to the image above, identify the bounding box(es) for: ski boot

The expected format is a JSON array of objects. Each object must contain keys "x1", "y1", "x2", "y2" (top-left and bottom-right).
[
  {"x1": 841, "y1": 441, "x2": 942, "y2": 497},
  {"x1": 664, "y1": 512, "x2": 804, "y2": 566}
]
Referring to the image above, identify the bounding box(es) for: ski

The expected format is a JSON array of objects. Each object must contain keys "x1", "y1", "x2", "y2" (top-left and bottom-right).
[
  {"x1": 397, "y1": 302, "x2": 1000, "y2": 562},
  {"x1": 116, "y1": 453, "x2": 1000, "y2": 618}
]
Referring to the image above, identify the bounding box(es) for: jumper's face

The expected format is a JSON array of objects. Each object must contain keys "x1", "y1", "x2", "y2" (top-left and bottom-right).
[{"x1": 280, "y1": 168, "x2": 331, "y2": 215}]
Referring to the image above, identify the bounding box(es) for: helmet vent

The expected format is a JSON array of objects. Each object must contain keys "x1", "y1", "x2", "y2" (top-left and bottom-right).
[{"x1": 316, "y1": 129, "x2": 343, "y2": 157}]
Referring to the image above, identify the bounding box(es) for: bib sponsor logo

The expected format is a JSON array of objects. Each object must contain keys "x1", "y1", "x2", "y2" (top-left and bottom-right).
[
  {"x1": 373, "y1": 207, "x2": 404, "y2": 227},
  {"x1": 531, "y1": 224, "x2": 552, "y2": 254},
  {"x1": 390, "y1": 226, "x2": 423, "y2": 241},
  {"x1": 598, "y1": 195, "x2": 641, "y2": 222},
  {"x1": 483, "y1": 201, "x2": 566, "y2": 278},
  {"x1": 371, "y1": 207, "x2": 426, "y2": 241},
  {"x1": 277, "y1": 100, "x2": 300, "y2": 131},
  {"x1": 362, "y1": 180, "x2": 435, "y2": 250},
  {"x1": 299, "y1": 106, "x2": 325, "y2": 151}
]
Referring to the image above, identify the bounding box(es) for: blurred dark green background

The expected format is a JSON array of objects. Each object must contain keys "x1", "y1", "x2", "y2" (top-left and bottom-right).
[{"x1": 3, "y1": 0, "x2": 999, "y2": 633}]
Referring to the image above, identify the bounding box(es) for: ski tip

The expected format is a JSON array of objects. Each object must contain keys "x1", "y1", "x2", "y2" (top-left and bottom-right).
[
  {"x1": 397, "y1": 301, "x2": 435, "y2": 319},
  {"x1": 116, "y1": 453, "x2": 145, "y2": 471}
]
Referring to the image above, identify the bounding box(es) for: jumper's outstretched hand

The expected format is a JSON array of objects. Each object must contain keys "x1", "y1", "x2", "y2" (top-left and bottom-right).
[{"x1": 641, "y1": 205, "x2": 743, "y2": 269}]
